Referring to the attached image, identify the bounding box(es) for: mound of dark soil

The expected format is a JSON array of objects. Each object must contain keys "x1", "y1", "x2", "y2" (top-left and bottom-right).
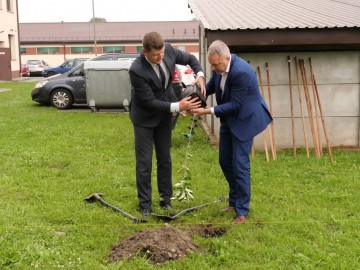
[
  {"x1": 109, "y1": 224, "x2": 227, "y2": 264},
  {"x1": 109, "y1": 226, "x2": 198, "y2": 264}
]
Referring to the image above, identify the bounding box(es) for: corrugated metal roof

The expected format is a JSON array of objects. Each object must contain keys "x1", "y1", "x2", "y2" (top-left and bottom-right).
[
  {"x1": 19, "y1": 21, "x2": 199, "y2": 42},
  {"x1": 188, "y1": 0, "x2": 360, "y2": 30}
]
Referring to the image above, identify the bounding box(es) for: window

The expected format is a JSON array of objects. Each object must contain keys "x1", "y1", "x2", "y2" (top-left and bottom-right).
[
  {"x1": 37, "y1": 47, "x2": 60, "y2": 54},
  {"x1": 6, "y1": 0, "x2": 13, "y2": 12},
  {"x1": 9, "y1": 34, "x2": 16, "y2": 60},
  {"x1": 27, "y1": 60, "x2": 42, "y2": 65},
  {"x1": 71, "y1": 47, "x2": 93, "y2": 54},
  {"x1": 20, "y1": 48, "x2": 26, "y2": 55},
  {"x1": 103, "y1": 46, "x2": 125, "y2": 53},
  {"x1": 136, "y1": 46, "x2": 143, "y2": 53}
]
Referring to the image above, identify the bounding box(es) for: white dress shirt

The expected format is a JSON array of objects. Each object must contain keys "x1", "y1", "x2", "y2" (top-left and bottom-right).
[
  {"x1": 211, "y1": 60, "x2": 231, "y2": 114},
  {"x1": 145, "y1": 56, "x2": 204, "y2": 113}
]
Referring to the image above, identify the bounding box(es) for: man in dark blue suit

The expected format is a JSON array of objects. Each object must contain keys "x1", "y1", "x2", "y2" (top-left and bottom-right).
[
  {"x1": 192, "y1": 40, "x2": 272, "y2": 224},
  {"x1": 129, "y1": 32, "x2": 205, "y2": 216}
]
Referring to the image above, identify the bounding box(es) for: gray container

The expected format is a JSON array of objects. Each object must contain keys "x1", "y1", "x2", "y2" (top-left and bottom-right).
[{"x1": 84, "y1": 60, "x2": 134, "y2": 112}]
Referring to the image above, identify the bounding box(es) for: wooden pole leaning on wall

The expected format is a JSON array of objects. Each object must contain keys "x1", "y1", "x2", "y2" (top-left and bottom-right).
[
  {"x1": 287, "y1": 57, "x2": 296, "y2": 157},
  {"x1": 299, "y1": 59, "x2": 320, "y2": 158},
  {"x1": 265, "y1": 63, "x2": 277, "y2": 160},
  {"x1": 313, "y1": 75, "x2": 334, "y2": 162},
  {"x1": 256, "y1": 66, "x2": 271, "y2": 162},
  {"x1": 308, "y1": 57, "x2": 323, "y2": 156},
  {"x1": 294, "y1": 57, "x2": 310, "y2": 157},
  {"x1": 304, "y1": 59, "x2": 321, "y2": 158}
]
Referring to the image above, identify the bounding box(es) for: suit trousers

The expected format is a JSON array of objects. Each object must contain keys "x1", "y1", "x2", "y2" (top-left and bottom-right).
[
  {"x1": 133, "y1": 119, "x2": 172, "y2": 209},
  {"x1": 219, "y1": 122, "x2": 253, "y2": 216}
]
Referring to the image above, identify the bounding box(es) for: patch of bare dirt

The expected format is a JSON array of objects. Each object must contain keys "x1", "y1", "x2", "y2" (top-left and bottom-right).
[
  {"x1": 109, "y1": 224, "x2": 227, "y2": 264},
  {"x1": 188, "y1": 224, "x2": 227, "y2": 238}
]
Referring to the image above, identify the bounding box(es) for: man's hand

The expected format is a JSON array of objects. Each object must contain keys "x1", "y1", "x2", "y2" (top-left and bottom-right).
[
  {"x1": 179, "y1": 96, "x2": 202, "y2": 111},
  {"x1": 191, "y1": 107, "x2": 211, "y2": 116},
  {"x1": 193, "y1": 76, "x2": 206, "y2": 96}
]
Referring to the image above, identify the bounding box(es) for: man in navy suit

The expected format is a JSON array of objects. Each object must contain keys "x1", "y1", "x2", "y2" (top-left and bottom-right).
[
  {"x1": 192, "y1": 40, "x2": 272, "y2": 224},
  {"x1": 129, "y1": 32, "x2": 205, "y2": 216}
]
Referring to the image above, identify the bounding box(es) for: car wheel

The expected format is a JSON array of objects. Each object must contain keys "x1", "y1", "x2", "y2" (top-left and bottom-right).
[
  {"x1": 47, "y1": 71, "x2": 56, "y2": 77},
  {"x1": 50, "y1": 89, "x2": 74, "y2": 110}
]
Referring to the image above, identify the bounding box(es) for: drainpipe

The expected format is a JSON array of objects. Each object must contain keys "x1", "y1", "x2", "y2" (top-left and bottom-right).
[
  {"x1": 63, "y1": 41, "x2": 66, "y2": 61},
  {"x1": 202, "y1": 31, "x2": 214, "y2": 134},
  {"x1": 61, "y1": 21, "x2": 66, "y2": 61},
  {"x1": 92, "y1": 0, "x2": 97, "y2": 56},
  {"x1": 16, "y1": 0, "x2": 21, "y2": 77}
]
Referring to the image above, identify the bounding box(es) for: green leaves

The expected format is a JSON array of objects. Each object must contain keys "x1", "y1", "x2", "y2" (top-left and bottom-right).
[
  {"x1": 172, "y1": 180, "x2": 194, "y2": 201},
  {"x1": 172, "y1": 116, "x2": 198, "y2": 202},
  {"x1": 173, "y1": 162, "x2": 194, "y2": 201}
]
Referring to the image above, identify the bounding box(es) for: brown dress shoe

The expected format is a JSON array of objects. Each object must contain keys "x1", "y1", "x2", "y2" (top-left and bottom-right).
[
  {"x1": 232, "y1": 215, "x2": 246, "y2": 224},
  {"x1": 221, "y1": 206, "x2": 235, "y2": 213}
]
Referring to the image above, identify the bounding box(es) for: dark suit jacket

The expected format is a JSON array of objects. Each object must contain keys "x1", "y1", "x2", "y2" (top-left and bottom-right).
[
  {"x1": 206, "y1": 54, "x2": 273, "y2": 141},
  {"x1": 129, "y1": 43, "x2": 203, "y2": 127}
]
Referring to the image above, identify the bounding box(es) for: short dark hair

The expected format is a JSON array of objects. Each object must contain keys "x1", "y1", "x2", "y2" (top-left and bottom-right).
[{"x1": 142, "y1": 32, "x2": 164, "y2": 52}]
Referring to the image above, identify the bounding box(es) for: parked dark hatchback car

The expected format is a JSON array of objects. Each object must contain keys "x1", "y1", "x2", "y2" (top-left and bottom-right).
[
  {"x1": 31, "y1": 53, "x2": 139, "y2": 109},
  {"x1": 31, "y1": 53, "x2": 196, "y2": 110},
  {"x1": 42, "y1": 58, "x2": 89, "y2": 77}
]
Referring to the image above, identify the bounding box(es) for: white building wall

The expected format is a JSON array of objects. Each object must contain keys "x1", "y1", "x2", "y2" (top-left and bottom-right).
[
  {"x1": 0, "y1": 0, "x2": 20, "y2": 77},
  {"x1": 204, "y1": 51, "x2": 360, "y2": 149},
  {"x1": 20, "y1": 42, "x2": 199, "y2": 67}
]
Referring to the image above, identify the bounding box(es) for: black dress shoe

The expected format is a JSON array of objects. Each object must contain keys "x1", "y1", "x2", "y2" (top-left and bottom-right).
[
  {"x1": 141, "y1": 208, "x2": 151, "y2": 216},
  {"x1": 159, "y1": 201, "x2": 172, "y2": 209}
]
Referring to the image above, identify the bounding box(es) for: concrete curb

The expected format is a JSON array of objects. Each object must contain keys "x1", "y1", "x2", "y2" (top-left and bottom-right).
[
  {"x1": 12, "y1": 77, "x2": 41, "y2": 82},
  {"x1": 0, "y1": 77, "x2": 41, "y2": 83}
]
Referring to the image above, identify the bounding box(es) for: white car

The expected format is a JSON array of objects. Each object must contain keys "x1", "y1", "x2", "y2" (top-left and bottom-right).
[
  {"x1": 172, "y1": 64, "x2": 196, "y2": 100},
  {"x1": 176, "y1": 64, "x2": 196, "y2": 86},
  {"x1": 26, "y1": 59, "x2": 50, "y2": 76}
]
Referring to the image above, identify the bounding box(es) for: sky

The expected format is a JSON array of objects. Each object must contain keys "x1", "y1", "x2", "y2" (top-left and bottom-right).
[{"x1": 17, "y1": 0, "x2": 195, "y2": 23}]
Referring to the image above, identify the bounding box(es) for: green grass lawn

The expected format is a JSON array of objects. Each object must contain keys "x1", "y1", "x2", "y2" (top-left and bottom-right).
[{"x1": 1, "y1": 81, "x2": 359, "y2": 269}]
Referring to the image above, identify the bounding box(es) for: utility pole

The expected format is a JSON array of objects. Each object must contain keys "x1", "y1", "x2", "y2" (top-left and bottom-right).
[{"x1": 92, "y1": 0, "x2": 97, "y2": 56}]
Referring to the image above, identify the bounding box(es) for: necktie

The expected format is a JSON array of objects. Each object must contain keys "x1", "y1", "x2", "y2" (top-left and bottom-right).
[{"x1": 157, "y1": 64, "x2": 166, "y2": 87}]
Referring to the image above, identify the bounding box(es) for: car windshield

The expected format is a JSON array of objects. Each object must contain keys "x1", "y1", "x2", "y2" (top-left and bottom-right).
[
  {"x1": 68, "y1": 64, "x2": 84, "y2": 77},
  {"x1": 62, "y1": 60, "x2": 73, "y2": 67},
  {"x1": 75, "y1": 59, "x2": 88, "y2": 66}
]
